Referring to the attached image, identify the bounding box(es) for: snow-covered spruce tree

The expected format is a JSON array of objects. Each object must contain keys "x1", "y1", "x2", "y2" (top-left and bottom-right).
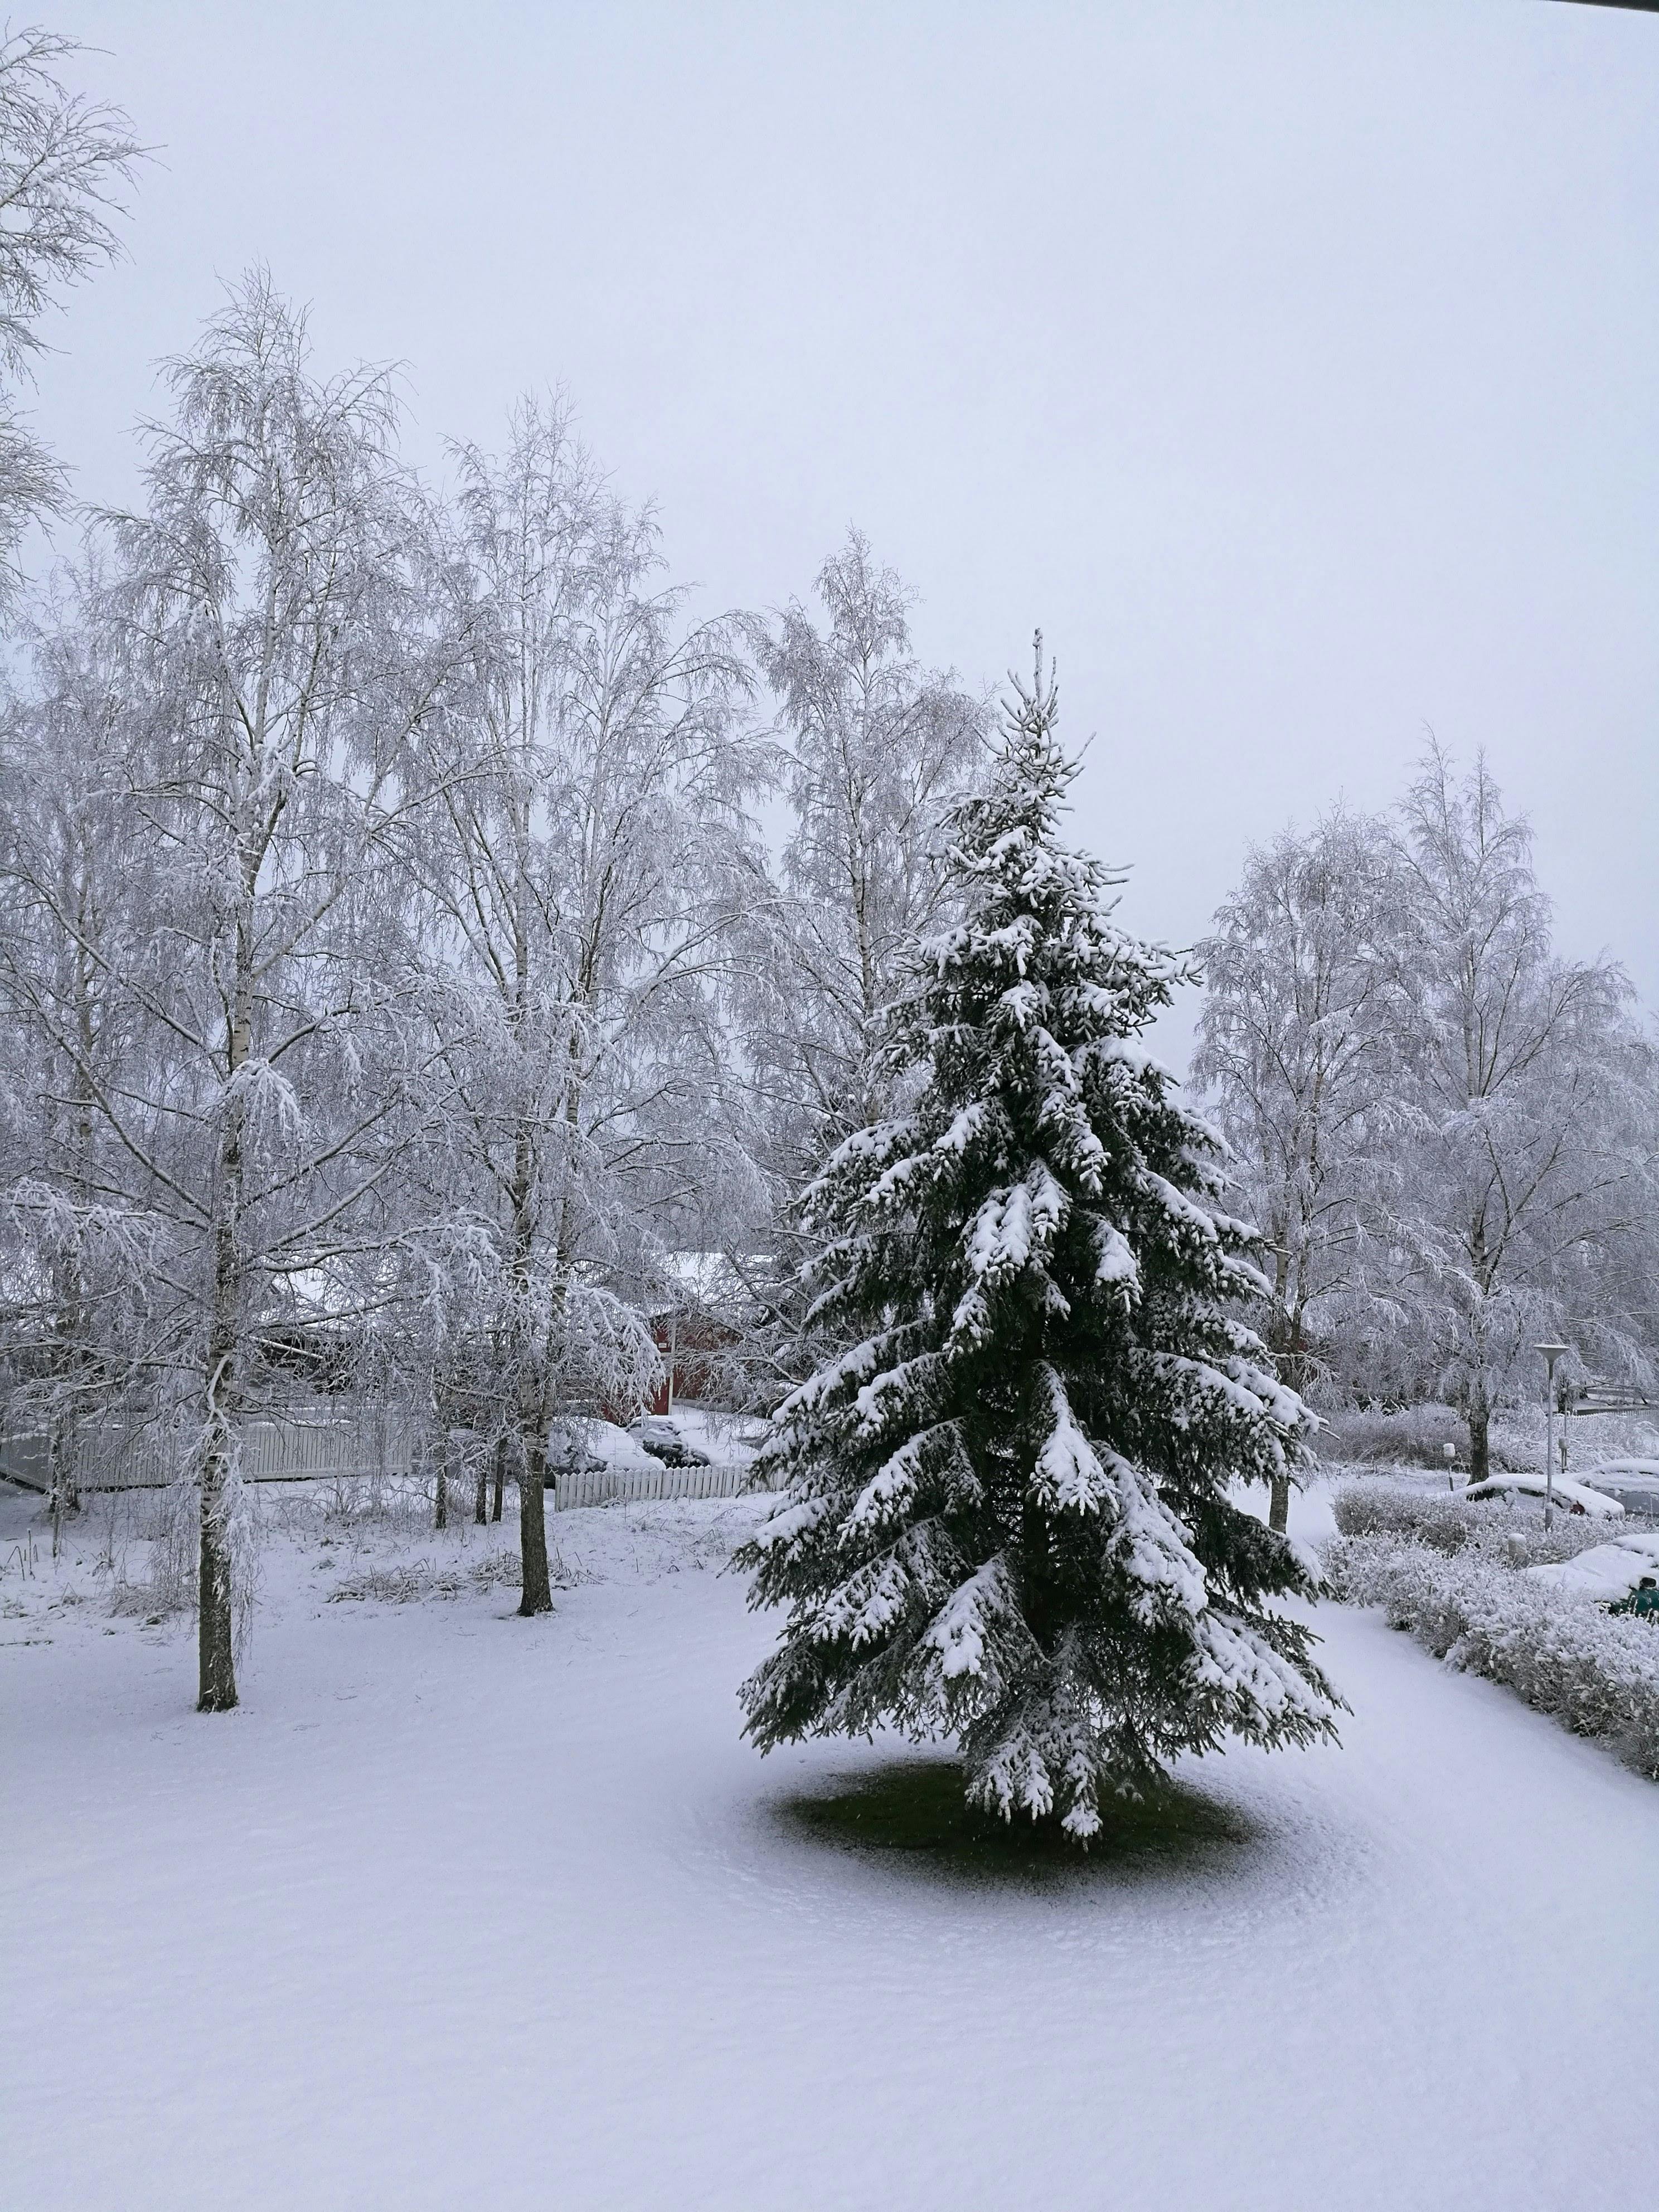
[{"x1": 737, "y1": 649, "x2": 1341, "y2": 1836}]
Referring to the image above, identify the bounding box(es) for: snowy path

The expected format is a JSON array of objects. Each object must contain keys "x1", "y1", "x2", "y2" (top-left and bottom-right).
[{"x1": 6, "y1": 1516, "x2": 1656, "y2": 2211}]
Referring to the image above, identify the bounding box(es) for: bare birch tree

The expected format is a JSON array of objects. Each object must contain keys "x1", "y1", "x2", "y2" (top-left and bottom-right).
[
  {"x1": 1386, "y1": 745, "x2": 1658, "y2": 1475},
  {"x1": 1194, "y1": 750, "x2": 1659, "y2": 1482},
  {"x1": 0, "y1": 27, "x2": 140, "y2": 585},
  {"x1": 744, "y1": 530, "x2": 987, "y2": 1151},
  {"x1": 0, "y1": 559, "x2": 161, "y2": 1540},
  {"x1": 11, "y1": 274, "x2": 449, "y2": 1709},
  {"x1": 1192, "y1": 806, "x2": 1404, "y2": 1522},
  {"x1": 409, "y1": 397, "x2": 762, "y2": 1612},
  {"x1": 724, "y1": 531, "x2": 988, "y2": 1404}
]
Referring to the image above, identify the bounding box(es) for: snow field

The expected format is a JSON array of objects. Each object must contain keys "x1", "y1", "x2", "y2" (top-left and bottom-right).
[{"x1": 4, "y1": 1479, "x2": 1656, "y2": 2211}]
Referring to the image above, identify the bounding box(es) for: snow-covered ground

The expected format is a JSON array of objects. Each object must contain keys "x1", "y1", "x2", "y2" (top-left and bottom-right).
[{"x1": 5, "y1": 1476, "x2": 1656, "y2": 2211}]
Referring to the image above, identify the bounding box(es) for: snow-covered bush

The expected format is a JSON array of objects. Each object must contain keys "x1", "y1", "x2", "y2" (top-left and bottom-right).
[
  {"x1": 1330, "y1": 1479, "x2": 1473, "y2": 1553},
  {"x1": 1330, "y1": 1479, "x2": 1610, "y2": 1566},
  {"x1": 107, "y1": 1485, "x2": 198, "y2": 1617},
  {"x1": 1324, "y1": 1535, "x2": 1659, "y2": 1779},
  {"x1": 1319, "y1": 1404, "x2": 1471, "y2": 1471},
  {"x1": 264, "y1": 1474, "x2": 445, "y2": 1544},
  {"x1": 326, "y1": 1551, "x2": 530, "y2": 1604},
  {"x1": 1318, "y1": 1403, "x2": 1544, "y2": 1473}
]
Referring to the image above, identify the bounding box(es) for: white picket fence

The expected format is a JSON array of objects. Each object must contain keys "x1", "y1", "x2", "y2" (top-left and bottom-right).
[
  {"x1": 0, "y1": 1403, "x2": 778, "y2": 1508},
  {"x1": 0, "y1": 1405, "x2": 419, "y2": 1493},
  {"x1": 551, "y1": 1462, "x2": 778, "y2": 1511}
]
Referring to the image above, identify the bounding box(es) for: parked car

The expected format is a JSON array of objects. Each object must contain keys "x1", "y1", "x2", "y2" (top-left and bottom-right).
[
  {"x1": 1577, "y1": 1461, "x2": 1659, "y2": 1518},
  {"x1": 1527, "y1": 1530, "x2": 1659, "y2": 1600},
  {"x1": 1459, "y1": 1470, "x2": 1624, "y2": 1519},
  {"x1": 545, "y1": 1430, "x2": 604, "y2": 1475},
  {"x1": 628, "y1": 1414, "x2": 710, "y2": 1468},
  {"x1": 546, "y1": 1419, "x2": 656, "y2": 1477}
]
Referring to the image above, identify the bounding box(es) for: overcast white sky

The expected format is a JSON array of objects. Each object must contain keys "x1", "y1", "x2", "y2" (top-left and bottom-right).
[{"x1": 26, "y1": 1, "x2": 1659, "y2": 1062}]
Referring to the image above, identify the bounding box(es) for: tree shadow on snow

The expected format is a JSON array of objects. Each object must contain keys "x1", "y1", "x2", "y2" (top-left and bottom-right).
[{"x1": 774, "y1": 1757, "x2": 1259, "y2": 1888}]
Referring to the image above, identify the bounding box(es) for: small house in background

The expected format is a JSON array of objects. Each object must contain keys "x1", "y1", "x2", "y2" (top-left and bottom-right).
[{"x1": 646, "y1": 1252, "x2": 761, "y2": 1413}]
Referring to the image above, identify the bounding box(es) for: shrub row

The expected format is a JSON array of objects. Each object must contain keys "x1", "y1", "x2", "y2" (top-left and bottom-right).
[
  {"x1": 1316, "y1": 1402, "x2": 1538, "y2": 1473},
  {"x1": 326, "y1": 1550, "x2": 530, "y2": 1604},
  {"x1": 1323, "y1": 1530, "x2": 1659, "y2": 1782},
  {"x1": 1328, "y1": 1477, "x2": 1611, "y2": 1564}
]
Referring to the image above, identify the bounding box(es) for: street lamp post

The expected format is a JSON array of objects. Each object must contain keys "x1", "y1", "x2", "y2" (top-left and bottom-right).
[{"x1": 1535, "y1": 1342, "x2": 1569, "y2": 1530}]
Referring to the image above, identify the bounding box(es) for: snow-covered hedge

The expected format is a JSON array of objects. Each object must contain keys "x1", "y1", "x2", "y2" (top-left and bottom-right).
[
  {"x1": 1317, "y1": 1402, "x2": 1539, "y2": 1473},
  {"x1": 1324, "y1": 1531, "x2": 1659, "y2": 1781},
  {"x1": 1328, "y1": 1478, "x2": 1608, "y2": 1565}
]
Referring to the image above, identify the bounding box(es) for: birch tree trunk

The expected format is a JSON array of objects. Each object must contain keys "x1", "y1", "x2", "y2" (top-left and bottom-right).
[
  {"x1": 517, "y1": 1426, "x2": 554, "y2": 1616},
  {"x1": 198, "y1": 1010, "x2": 248, "y2": 1711},
  {"x1": 1467, "y1": 1393, "x2": 1491, "y2": 1484},
  {"x1": 434, "y1": 1424, "x2": 450, "y2": 1532},
  {"x1": 511, "y1": 1135, "x2": 555, "y2": 1617}
]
